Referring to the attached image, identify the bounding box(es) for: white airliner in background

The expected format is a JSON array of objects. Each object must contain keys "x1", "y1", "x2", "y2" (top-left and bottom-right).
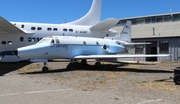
[
  {"x1": 0, "y1": 0, "x2": 118, "y2": 62},
  {"x1": 13, "y1": 21, "x2": 169, "y2": 72}
]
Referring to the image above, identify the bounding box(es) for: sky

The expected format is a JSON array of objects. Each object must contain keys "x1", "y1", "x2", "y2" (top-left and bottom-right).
[{"x1": 0, "y1": 0, "x2": 179, "y2": 24}]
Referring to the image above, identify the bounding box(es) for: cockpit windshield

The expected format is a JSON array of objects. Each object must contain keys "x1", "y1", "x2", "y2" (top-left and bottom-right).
[{"x1": 38, "y1": 38, "x2": 54, "y2": 44}]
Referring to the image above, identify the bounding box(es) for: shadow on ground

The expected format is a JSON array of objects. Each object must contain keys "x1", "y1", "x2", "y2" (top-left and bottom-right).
[
  {"x1": 23, "y1": 62, "x2": 173, "y2": 75},
  {"x1": 0, "y1": 61, "x2": 31, "y2": 76}
]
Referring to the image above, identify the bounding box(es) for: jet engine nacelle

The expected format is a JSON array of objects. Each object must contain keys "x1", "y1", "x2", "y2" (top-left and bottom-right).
[{"x1": 103, "y1": 43, "x2": 125, "y2": 54}]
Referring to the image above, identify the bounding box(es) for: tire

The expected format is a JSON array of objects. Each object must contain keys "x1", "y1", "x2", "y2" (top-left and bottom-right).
[
  {"x1": 95, "y1": 62, "x2": 101, "y2": 67},
  {"x1": 42, "y1": 67, "x2": 49, "y2": 73},
  {"x1": 81, "y1": 60, "x2": 87, "y2": 66},
  {"x1": 173, "y1": 74, "x2": 180, "y2": 85}
]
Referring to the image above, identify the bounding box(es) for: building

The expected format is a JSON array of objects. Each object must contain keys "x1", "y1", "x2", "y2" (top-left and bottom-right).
[{"x1": 114, "y1": 12, "x2": 180, "y2": 62}]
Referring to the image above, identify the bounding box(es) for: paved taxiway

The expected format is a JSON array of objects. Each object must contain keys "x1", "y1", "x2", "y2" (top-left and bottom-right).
[{"x1": 0, "y1": 61, "x2": 180, "y2": 104}]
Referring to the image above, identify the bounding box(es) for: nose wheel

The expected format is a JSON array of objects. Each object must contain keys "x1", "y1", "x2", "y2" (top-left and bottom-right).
[{"x1": 42, "y1": 62, "x2": 49, "y2": 72}]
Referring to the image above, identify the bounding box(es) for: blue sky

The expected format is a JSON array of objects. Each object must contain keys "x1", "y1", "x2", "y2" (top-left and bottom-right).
[{"x1": 0, "y1": 0, "x2": 179, "y2": 23}]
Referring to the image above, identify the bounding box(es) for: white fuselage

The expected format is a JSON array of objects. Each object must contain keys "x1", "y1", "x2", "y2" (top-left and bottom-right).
[{"x1": 16, "y1": 36, "x2": 125, "y2": 60}]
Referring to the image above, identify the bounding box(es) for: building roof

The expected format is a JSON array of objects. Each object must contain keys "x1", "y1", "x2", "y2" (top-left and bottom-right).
[
  {"x1": 114, "y1": 21, "x2": 180, "y2": 39},
  {"x1": 119, "y1": 12, "x2": 180, "y2": 20}
]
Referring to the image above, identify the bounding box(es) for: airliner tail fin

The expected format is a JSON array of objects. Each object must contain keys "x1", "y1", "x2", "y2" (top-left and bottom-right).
[{"x1": 67, "y1": 0, "x2": 101, "y2": 26}]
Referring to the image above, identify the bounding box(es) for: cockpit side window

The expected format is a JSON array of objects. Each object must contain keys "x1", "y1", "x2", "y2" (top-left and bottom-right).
[
  {"x1": 55, "y1": 38, "x2": 60, "y2": 43},
  {"x1": 38, "y1": 38, "x2": 52, "y2": 43},
  {"x1": 51, "y1": 39, "x2": 55, "y2": 43}
]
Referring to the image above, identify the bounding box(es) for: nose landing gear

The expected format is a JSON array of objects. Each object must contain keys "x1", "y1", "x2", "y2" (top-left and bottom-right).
[{"x1": 42, "y1": 62, "x2": 49, "y2": 72}]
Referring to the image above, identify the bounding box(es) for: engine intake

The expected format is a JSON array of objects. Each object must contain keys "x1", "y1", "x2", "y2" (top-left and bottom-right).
[{"x1": 103, "y1": 43, "x2": 124, "y2": 53}]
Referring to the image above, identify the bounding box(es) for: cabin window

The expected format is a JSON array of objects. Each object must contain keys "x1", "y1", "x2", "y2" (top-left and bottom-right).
[
  {"x1": 69, "y1": 29, "x2": 73, "y2": 32},
  {"x1": 36, "y1": 38, "x2": 40, "y2": 42},
  {"x1": 20, "y1": 37, "x2": 24, "y2": 42},
  {"x1": 1, "y1": 41, "x2": 6, "y2": 45},
  {"x1": 96, "y1": 42, "x2": 99, "y2": 45},
  {"x1": 32, "y1": 38, "x2": 36, "y2": 42},
  {"x1": 47, "y1": 28, "x2": 52, "y2": 31},
  {"x1": 63, "y1": 28, "x2": 67, "y2": 32},
  {"x1": 53, "y1": 28, "x2": 58, "y2": 31},
  {"x1": 8, "y1": 41, "x2": 12, "y2": 45},
  {"x1": 37, "y1": 27, "x2": 42, "y2": 30},
  {"x1": 83, "y1": 41, "x2": 86, "y2": 45},
  {"x1": 28, "y1": 37, "x2": 32, "y2": 42},
  {"x1": 31, "y1": 27, "x2": 36, "y2": 30},
  {"x1": 21, "y1": 25, "x2": 24, "y2": 28}
]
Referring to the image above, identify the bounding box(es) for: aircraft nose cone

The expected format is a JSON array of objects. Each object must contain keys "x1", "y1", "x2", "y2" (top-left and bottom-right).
[{"x1": 12, "y1": 50, "x2": 18, "y2": 56}]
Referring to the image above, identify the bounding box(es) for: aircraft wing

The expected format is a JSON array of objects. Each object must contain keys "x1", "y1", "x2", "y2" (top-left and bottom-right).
[
  {"x1": 0, "y1": 16, "x2": 26, "y2": 34},
  {"x1": 90, "y1": 18, "x2": 119, "y2": 32},
  {"x1": 74, "y1": 54, "x2": 170, "y2": 59}
]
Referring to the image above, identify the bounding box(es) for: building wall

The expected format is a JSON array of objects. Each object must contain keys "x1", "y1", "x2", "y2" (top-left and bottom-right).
[{"x1": 118, "y1": 38, "x2": 180, "y2": 62}]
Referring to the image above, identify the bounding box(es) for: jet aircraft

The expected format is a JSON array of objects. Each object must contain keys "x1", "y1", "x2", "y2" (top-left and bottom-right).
[
  {"x1": 13, "y1": 21, "x2": 169, "y2": 72},
  {"x1": 0, "y1": 0, "x2": 118, "y2": 62}
]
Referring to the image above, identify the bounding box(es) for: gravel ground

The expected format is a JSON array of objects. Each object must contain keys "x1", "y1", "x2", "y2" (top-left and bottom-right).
[{"x1": 0, "y1": 60, "x2": 180, "y2": 104}]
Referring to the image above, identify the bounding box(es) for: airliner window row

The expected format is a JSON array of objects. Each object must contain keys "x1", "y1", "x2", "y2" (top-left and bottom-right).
[
  {"x1": 14, "y1": 24, "x2": 74, "y2": 32},
  {"x1": 31, "y1": 27, "x2": 58, "y2": 31},
  {"x1": 1, "y1": 41, "x2": 12, "y2": 45}
]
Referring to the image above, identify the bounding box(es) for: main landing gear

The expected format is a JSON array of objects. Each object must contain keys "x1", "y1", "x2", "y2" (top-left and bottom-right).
[
  {"x1": 173, "y1": 68, "x2": 180, "y2": 85},
  {"x1": 81, "y1": 59, "x2": 102, "y2": 67},
  {"x1": 42, "y1": 62, "x2": 49, "y2": 72}
]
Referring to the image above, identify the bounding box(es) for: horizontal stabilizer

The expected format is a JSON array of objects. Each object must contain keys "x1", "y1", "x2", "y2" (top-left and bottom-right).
[
  {"x1": 0, "y1": 16, "x2": 25, "y2": 34},
  {"x1": 74, "y1": 54, "x2": 170, "y2": 59},
  {"x1": 90, "y1": 18, "x2": 119, "y2": 32},
  {"x1": 124, "y1": 42, "x2": 151, "y2": 46}
]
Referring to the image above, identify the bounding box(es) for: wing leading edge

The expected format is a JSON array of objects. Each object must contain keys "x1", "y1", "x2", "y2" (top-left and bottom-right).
[
  {"x1": 74, "y1": 54, "x2": 170, "y2": 59},
  {"x1": 0, "y1": 16, "x2": 25, "y2": 34}
]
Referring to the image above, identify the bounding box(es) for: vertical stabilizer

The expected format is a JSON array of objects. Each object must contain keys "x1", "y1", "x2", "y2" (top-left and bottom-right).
[
  {"x1": 66, "y1": 0, "x2": 101, "y2": 26},
  {"x1": 105, "y1": 21, "x2": 132, "y2": 43}
]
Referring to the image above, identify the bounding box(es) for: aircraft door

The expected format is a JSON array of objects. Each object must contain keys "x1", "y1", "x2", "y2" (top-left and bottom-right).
[{"x1": 60, "y1": 38, "x2": 72, "y2": 57}]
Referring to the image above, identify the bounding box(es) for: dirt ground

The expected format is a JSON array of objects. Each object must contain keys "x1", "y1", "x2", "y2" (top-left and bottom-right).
[{"x1": 0, "y1": 61, "x2": 180, "y2": 104}]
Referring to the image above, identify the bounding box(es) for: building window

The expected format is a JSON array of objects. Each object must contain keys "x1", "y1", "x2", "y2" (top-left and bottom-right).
[
  {"x1": 2, "y1": 41, "x2": 6, "y2": 45},
  {"x1": 37, "y1": 27, "x2": 42, "y2": 30},
  {"x1": 135, "y1": 42, "x2": 144, "y2": 54},
  {"x1": 164, "y1": 16, "x2": 171, "y2": 22},
  {"x1": 159, "y1": 40, "x2": 169, "y2": 54},
  {"x1": 156, "y1": 16, "x2": 163, "y2": 23},
  {"x1": 137, "y1": 18, "x2": 145, "y2": 24},
  {"x1": 173, "y1": 14, "x2": 180, "y2": 21},
  {"x1": 145, "y1": 18, "x2": 152, "y2": 24},
  {"x1": 47, "y1": 28, "x2": 52, "y2": 31},
  {"x1": 31, "y1": 27, "x2": 36, "y2": 30},
  {"x1": 20, "y1": 37, "x2": 24, "y2": 42}
]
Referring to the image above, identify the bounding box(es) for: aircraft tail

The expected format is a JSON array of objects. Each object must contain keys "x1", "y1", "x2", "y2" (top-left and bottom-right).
[
  {"x1": 105, "y1": 21, "x2": 132, "y2": 43},
  {"x1": 66, "y1": 0, "x2": 101, "y2": 26}
]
